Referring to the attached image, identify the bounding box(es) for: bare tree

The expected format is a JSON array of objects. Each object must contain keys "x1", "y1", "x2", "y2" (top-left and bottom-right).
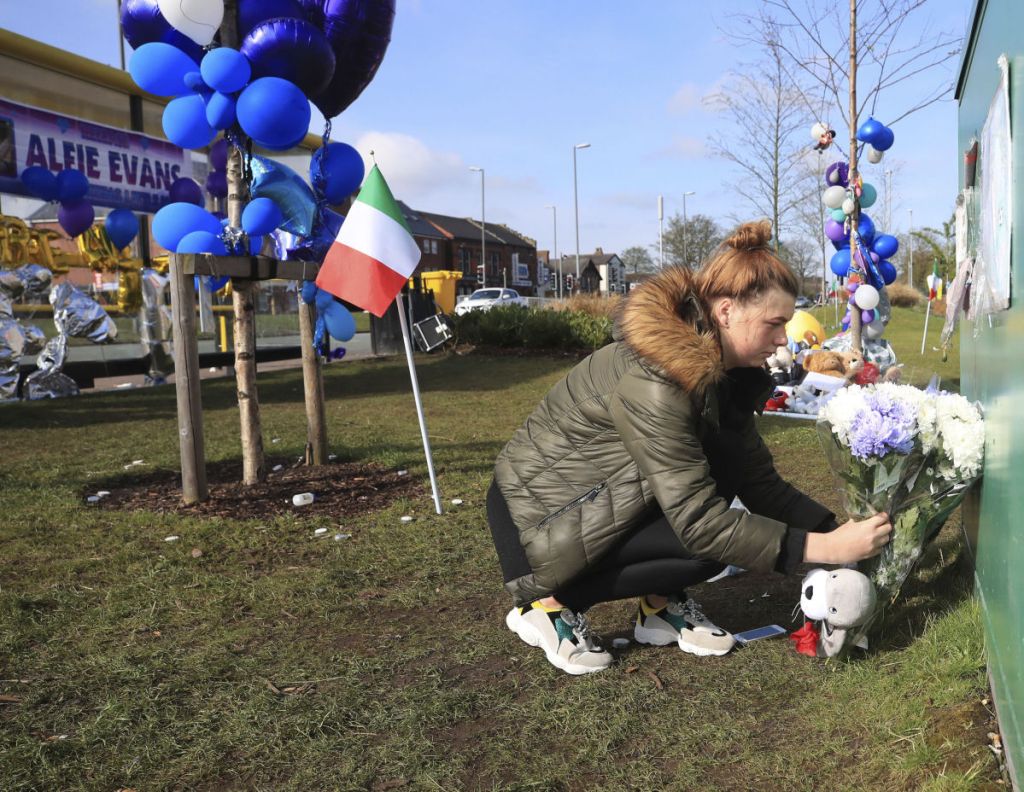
[
  {"x1": 620, "y1": 245, "x2": 657, "y2": 274},
  {"x1": 779, "y1": 236, "x2": 819, "y2": 295},
  {"x1": 733, "y1": 0, "x2": 962, "y2": 148},
  {"x1": 704, "y1": 39, "x2": 816, "y2": 251},
  {"x1": 660, "y1": 213, "x2": 724, "y2": 269}
]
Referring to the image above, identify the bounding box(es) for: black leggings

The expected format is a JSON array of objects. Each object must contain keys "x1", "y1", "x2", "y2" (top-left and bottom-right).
[{"x1": 487, "y1": 480, "x2": 726, "y2": 612}]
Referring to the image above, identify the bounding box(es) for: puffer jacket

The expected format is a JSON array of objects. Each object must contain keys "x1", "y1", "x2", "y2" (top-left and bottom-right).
[{"x1": 494, "y1": 266, "x2": 834, "y2": 605}]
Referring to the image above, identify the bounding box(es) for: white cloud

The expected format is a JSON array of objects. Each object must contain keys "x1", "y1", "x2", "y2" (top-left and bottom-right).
[
  {"x1": 667, "y1": 83, "x2": 702, "y2": 115},
  {"x1": 651, "y1": 136, "x2": 707, "y2": 160},
  {"x1": 352, "y1": 131, "x2": 466, "y2": 198}
]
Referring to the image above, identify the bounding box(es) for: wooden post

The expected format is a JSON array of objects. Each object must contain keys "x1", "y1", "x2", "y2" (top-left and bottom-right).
[
  {"x1": 223, "y1": 0, "x2": 265, "y2": 485},
  {"x1": 299, "y1": 299, "x2": 328, "y2": 465},
  {"x1": 848, "y1": 0, "x2": 863, "y2": 353},
  {"x1": 168, "y1": 253, "x2": 207, "y2": 503}
]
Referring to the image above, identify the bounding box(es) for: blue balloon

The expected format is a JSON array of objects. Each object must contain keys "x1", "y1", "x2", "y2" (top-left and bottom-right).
[
  {"x1": 856, "y1": 213, "x2": 875, "y2": 245},
  {"x1": 856, "y1": 116, "x2": 884, "y2": 146},
  {"x1": 56, "y1": 169, "x2": 89, "y2": 202},
  {"x1": 311, "y1": 142, "x2": 364, "y2": 203},
  {"x1": 241, "y1": 17, "x2": 336, "y2": 98},
  {"x1": 205, "y1": 91, "x2": 237, "y2": 130},
  {"x1": 153, "y1": 203, "x2": 223, "y2": 251},
  {"x1": 183, "y1": 71, "x2": 206, "y2": 91},
  {"x1": 872, "y1": 233, "x2": 899, "y2": 259},
  {"x1": 315, "y1": 285, "x2": 335, "y2": 312},
  {"x1": 831, "y1": 237, "x2": 849, "y2": 252},
  {"x1": 201, "y1": 48, "x2": 252, "y2": 94},
  {"x1": 300, "y1": 280, "x2": 318, "y2": 304},
  {"x1": 323, "y1": 300, "x2": 355, "y2": 341},
  {"x1": 128, "y1": 42, "x2": 200, "y2": 96},
  {"x1": 236, "y1": 77, "x2": 311, "y2": 151},
  {"x1": 178, "y1": 230, "x2": 227, "y2": 254},
  {"x1": 830, "y1": 248, "x2": 851, "y2": 278},
  {"x1": 120, "y1": 0, "x2": 205, "y2": 62},
  {"x1": 241, "y1": 197, "x2": 285, "y2": 236},
  {"x1": 104, "y1": 208, "x2": 140, "y2": 249},
  {"x1": 20, "y1": 166, "x2": 59, "y2": 201},
  {"x1": 207, "y1": 275, "x2": 230, "y2": 292},
  {"x1": 163, "y1": 94, "x2": 217, "y2": 150},
  {"x1": 249, "y1": 155, "x2": 316, "y2": 235},
  {"x1": 878, "y1": 260, "x2": 897, "y2": 285},
  {"x1": 239, "y1": 0, "x2": 306, "y2": 35},
  {"x1": 873, "y1": 126, "x2": 895, "y2": 152}
]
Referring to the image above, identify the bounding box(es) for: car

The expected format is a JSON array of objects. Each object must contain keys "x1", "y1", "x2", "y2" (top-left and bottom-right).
[
  {"x1": 794, "y1": 295, "x2": 812, "y2": 309},
  {"x1": 453, "y1": 288, "x2": 527, "y2": 316}
]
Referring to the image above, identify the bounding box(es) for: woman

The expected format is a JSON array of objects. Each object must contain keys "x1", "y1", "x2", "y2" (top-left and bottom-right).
[{"x1": 487, "y1": 220, "x2": 892, "y2": 675}]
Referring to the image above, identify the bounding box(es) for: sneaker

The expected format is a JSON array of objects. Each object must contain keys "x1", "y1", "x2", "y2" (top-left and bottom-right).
[
  {"x1": 505, "y1": 602, "x2": 613, "y2": 675},
  {"x1": 633, "y1": 596, "x2": 736, "y2": 657}
]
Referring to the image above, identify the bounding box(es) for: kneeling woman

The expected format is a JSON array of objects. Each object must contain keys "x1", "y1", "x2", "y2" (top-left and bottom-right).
[{"x1": 487, "y1": 220, "x2": 891, "y2": 675}]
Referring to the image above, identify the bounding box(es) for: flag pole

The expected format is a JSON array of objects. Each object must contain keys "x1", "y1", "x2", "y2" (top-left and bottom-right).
[{"x1": 395, "y1": 293, "x2": 443, "y2": 514}]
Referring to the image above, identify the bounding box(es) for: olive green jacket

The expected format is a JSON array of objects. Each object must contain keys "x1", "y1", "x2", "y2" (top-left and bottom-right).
[{"x1": 494, "y1": 267, "x2": 833, "y2": 605}]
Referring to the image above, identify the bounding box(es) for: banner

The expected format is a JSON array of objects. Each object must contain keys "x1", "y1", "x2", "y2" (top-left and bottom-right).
[{"x1": 0, "y1": 98, "x2": 195, "y2": 214}]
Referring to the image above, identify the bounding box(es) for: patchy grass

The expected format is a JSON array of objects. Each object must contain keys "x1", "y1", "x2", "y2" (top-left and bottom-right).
[{"x1": 0, "y1": 353, "x2": 1001, "y2": 790}]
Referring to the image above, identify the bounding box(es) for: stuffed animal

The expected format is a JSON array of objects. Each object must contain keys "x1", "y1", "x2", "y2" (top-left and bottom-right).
[
  {"x1": 791, "y1": 567, "x2": 877, "y2": 657},
  {"x1": 766, "y1": 345, "x2": 794, "y2": 386},
  {"x1": 764, "y1": 391, "x2": 789, "y2": 412},
  {"x1": 802, "y1": 349, "x2": 864, "y2": 381}
]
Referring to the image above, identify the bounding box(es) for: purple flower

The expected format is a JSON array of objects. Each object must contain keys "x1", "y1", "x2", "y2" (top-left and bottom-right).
[{"x1": 847, "y1": 401, "x2": 916, "y2": 460}]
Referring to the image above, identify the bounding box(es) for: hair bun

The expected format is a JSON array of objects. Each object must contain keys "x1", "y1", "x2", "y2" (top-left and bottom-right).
[{"x1": 725, "y1": 220, "x2": 773, "y2": 251}]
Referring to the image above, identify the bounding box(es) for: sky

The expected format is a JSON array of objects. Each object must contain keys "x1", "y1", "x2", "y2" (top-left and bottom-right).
[{"x1": 2, "y1": 0, "x2": 972, "y2": 261}]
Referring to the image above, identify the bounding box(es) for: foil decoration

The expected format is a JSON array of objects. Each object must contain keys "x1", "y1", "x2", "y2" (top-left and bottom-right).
[
  {"x1": 14, "y1": 264, "x2": 53, "y2": 302},
  {"x1": 140, "y1": 269, "x2": 173, "y2": 385},
  {"x1": 0, "y1": 270, "x2": 24, "y2": 299},
  {"x1": 24, "y1": 334, "x2": 79, "y2": 400},
  {"x1": 50, "y1": 282, "x2": 118, "y2": 343},
  {"x1": 0, "y1": 308, "x2": 26, "y2": 402}
]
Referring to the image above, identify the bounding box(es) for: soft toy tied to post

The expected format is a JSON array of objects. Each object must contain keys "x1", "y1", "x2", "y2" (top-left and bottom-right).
[{"x1": 790, "y1": 568, "x2": 877, "y2": 658}]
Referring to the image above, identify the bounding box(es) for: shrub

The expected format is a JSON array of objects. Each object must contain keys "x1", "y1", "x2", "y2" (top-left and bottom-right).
[
  {"x1": 885, "y1": 281, "x2": 924, "y2": 308},
  {"x1": 452, "y1": 304, "x2": 613, "y2": 351},
  {"x1": 521, "y1": 308, "x2": 573, "y2": 349},
  {"x1": 477, "y1": 304, "x2": 529, "y2": 347},
  {"x1": 566, "y1": 311, "x2": 614, "y2": 349}
]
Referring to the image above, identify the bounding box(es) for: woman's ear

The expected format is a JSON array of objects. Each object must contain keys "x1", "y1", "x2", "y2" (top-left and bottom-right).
[{"x1": 712, "y1": 297, "x2": 733, "y2": 329}]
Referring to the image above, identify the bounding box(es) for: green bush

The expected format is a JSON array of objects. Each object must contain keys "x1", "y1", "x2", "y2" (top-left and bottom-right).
[
  {"x1": 477, "y1": 304, "x2": 529, "y2": 346},
  {"x1": 566, "y1": 311, "x2": 614, "y2": 349},
  {"x1": 452, "y1": 306, "x2": 613, "y2": 351},
  {"x1": 521, "y1": 309, "x2": 573, "y2": 349}
]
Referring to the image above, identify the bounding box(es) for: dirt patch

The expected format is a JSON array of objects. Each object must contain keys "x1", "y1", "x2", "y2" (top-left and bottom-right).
[{"x1": 88, "y1": 458, "x2": 421, "y2": 521}]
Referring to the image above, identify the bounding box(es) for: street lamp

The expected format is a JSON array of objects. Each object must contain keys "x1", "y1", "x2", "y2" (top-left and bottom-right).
[
  {"x1": 573, "y1": 142, "x2": 590, "y2": 292},
  {"x1": 682, "y1": 191, "x2": 695, "y2": 267},
  {"x1": 470, "y1": 166, "x2": 485, "y2": 288},
  {"x1": 544, "y1": 204, "x2": 560, "y2": 299},
  {"x1": 658, "y1": 195, "x2": 664, "y2": 270}
]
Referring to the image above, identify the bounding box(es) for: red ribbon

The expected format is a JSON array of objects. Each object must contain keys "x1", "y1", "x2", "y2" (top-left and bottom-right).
[{"x1": 789, "y1": 621, "x2": 820, "y2": 657}]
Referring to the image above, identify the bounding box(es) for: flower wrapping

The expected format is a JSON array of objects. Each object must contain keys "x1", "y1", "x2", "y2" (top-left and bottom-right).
[{"x1": 816, "y1": 382, "x2": 984, "y2": 652}]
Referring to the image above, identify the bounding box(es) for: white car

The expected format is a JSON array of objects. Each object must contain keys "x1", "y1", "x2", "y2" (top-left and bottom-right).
[{"x1": 453, "y1": 288, "x2": 527, "y2": 316}]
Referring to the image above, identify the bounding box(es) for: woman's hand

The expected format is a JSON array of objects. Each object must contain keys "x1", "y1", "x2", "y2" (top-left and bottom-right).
[{"x1": 804, "y1": 513, "x2": 892, "y2": 564}]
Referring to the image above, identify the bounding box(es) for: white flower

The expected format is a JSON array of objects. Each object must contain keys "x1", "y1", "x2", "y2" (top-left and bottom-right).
[{"x1": 933, "y1": 393, "x2": 984, "y2": 478}]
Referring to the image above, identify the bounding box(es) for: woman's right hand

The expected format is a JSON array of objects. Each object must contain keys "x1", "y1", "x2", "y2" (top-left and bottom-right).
[{"x1": 804, "y1": 513, "x2": 893, "y2": 564}]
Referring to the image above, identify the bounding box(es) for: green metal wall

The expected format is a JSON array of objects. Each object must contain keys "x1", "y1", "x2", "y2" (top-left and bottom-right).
[{"x1": 956, "y1": 0, "x2": 1024, "y2": 785}]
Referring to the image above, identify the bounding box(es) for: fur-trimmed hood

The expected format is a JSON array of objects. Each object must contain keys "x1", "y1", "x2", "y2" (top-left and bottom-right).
[{"x1": 619, "y1": 266, "x2": 724, "y2": 396}]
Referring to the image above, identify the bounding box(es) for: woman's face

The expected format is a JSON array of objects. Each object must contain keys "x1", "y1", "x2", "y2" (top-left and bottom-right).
[{"x1": 713, "y1": 288, "x2": 795, "y2": 369}]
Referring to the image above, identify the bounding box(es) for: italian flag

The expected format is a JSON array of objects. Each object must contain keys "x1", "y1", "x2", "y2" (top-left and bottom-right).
[{"x1": 316, "y1": 165, "x2": 421, "y2": 317}]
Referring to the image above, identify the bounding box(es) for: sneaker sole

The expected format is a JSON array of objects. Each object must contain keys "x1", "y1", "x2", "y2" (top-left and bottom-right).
[
  {"x1": 505, "y1": 608, "x2": 609, "y2": 676},
  {"x1": 635, "y1": 623, "x2": 734, "y2": 656},
  {"x1": 677, "y1": 633, "x2": 734, "y2": 657}
]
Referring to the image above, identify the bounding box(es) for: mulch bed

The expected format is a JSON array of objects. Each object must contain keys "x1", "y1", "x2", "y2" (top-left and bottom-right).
[{"x1": 88, "y1": 458, "x2": 422, "y2": 521}]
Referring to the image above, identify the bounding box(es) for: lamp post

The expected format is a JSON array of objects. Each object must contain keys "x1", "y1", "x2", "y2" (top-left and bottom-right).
[
  {"x1": 470, "y1": 166, "x2": 485, "y2": 288},
  {"x1": 682, "y1": 190, "x2": 695, "y2": 267},
  {"x1": 908, "y1": 208, "x2": 914, "y2": 288},
  {"x1": 573, "y1": 142, "x2": 590, "y2": 292},
  {"x1": 658, "y1": 195, "x2": 664, "y2": 269},
  {"x1": 544, "y1": 204, "x2": 560, "y2": 299}
]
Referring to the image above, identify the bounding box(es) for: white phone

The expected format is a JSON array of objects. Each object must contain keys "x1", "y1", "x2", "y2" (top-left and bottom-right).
[{"x1": 733, "y1": 624, "x2": 788, "y2": 645}]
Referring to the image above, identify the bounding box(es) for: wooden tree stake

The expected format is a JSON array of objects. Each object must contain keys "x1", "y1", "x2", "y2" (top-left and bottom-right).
[{"x1": 299, "y1": 300, "x2": 328, "y2": 465}]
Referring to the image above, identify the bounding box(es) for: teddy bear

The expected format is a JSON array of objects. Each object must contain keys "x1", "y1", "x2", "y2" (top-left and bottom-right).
[
  {"x1": 802, "y1": 349, "x2": 864, "y2": 381},
  {"x1": 765, "y1": 345, "x2": 794, "y2": 386},
  {"x1": 790, "y1": 567, "x2": 877, "y2": 657}
]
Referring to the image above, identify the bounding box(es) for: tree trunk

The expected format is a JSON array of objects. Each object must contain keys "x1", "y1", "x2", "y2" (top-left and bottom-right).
[
  {"x1": 848, "y1": 0, "x2": 863, "y2": 353},
  {"x1": 299, "y1": 300, "x2": 327, "y2": 465}
]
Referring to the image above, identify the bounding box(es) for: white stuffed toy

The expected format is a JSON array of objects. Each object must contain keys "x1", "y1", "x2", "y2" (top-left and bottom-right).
[{"x1": 795, "y1": 568, "x2": 877, "y2": 657}]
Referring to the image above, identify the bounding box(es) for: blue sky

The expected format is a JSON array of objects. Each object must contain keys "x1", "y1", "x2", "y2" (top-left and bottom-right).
[{"x1": 4, "y1": 0, "x2": 971, "y2": 259}]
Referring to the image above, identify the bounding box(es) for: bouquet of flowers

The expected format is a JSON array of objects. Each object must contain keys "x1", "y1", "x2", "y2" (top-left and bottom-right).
[{"x1": 816, "y1": 381, "x2": 984, "y2": 651}]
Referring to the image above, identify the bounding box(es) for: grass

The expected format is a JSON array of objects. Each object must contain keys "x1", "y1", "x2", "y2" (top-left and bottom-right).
[{"x1": 0, "y1": 346, "x2": 1000, "y2": 790}]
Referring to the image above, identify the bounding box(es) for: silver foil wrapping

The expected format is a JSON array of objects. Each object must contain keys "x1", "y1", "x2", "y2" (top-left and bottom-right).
[
  {"x1": 50, "y1": 282, "x2": 118, "y2": 343},
  {"x1": 140, "y1": 269, "x2": 173, "y2": 384}
]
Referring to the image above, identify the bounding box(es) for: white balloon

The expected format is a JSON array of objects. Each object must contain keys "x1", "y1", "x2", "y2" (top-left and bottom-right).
[
  {"x1": 854, "y1": 284, "x2": 880, "y2": 310},
  {"x1": 823, "y1": 185, "x2": 846, "y2": 209},
  {"x1": 867, "y1": 145, "x2": 884, "y2": 164},
  {"x1": 811, "y1": 122, "x2": 827, "y2": 140},
  {"x1": 158, "y1": 0, "x2": 224, "y2": 46},
  {"x1": 864, "y1": 318, "x2": 886, "y2": 340},
  {"x1": 842, "y1": 197, "x2": 856, "y2": 215}
]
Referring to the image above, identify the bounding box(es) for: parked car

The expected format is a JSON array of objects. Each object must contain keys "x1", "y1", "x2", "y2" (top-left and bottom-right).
[
  {"x1": 794, "y1": 295, "x2": 812, "y2": 309},
  {"x1": 453, "y1": 288, "x2": 527, "y2": 316}
]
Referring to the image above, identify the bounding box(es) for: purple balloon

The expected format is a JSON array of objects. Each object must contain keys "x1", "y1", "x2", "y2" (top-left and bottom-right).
[
  {"x1": 239, "y1": 0, "x2": 306, "y2": 36},
  {"x1": 206, "y1": 170, "x2": 228, "y2": 198},
  {"x1": 861, "y1": 309, "x2": 875, "y2": 324},
  {"x1": 314, "y1": 0, "x2": 396, "y2": 119},
  {"x1": 241, "y1": 17, "x2": 336, "y2": 98},
  {"x1": 119, "y1": 0, "x2": 205, "y2": 62},
  {"x1": 825, "y1": 161, "x2": 849, "y2": 188},
  {"x1": 58, "y1": 200, "x2": 95, "y2": 238},
  {"x1": 169, "y1": 177, "x2": 205, "y2": 206},
  {"x1": 209, "y1": 138, "x2": 229, "y2": 171},
  {"x1": 824, "y1": 219, "x2": 846, "y2": 243},
  {"x1": 296, "y1": 0, "x2": 325, "y2": 25}
]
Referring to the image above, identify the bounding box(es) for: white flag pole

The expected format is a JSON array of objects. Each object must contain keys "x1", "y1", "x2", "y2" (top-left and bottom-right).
[
  {"x1": 920, "y1": 298, "x2": 931, "y2": 355},
  {"x1": 395, "y1": 293, "x2": 443, "y2": 514}
]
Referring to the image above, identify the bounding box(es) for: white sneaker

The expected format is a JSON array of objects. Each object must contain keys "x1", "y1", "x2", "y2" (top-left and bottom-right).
[
  {"x1": 505, "y1": 602, "x2": 612, "y2": 675},
  {"x1": 633, "y1": 596, "x2": 736, "y2": 657}
]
